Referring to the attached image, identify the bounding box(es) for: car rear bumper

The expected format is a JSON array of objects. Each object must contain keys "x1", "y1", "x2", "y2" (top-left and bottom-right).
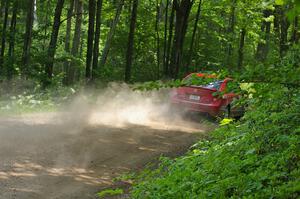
[{"x1": 171, "y1": 98, "x2": 221, "y2": 116}]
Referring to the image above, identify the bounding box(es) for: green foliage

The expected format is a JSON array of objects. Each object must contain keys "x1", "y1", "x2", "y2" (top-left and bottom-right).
[
  {"x1": 97, "y1": 188, "x2": 124, "y2": 198},
  {"x1": 129, "y1": 50, "x2": 300, "y2": 198},
  {"x1": 0, "y1": 83, "x2": 78, "y2": 115},
  {"x1": 133, "y1": 80, "x2": 182, "y2": 91},
  {"x1": 219, "y1": 118, "x2": 234, "y2": 126},
  {"x1": 0, "y1": 0, "x2": 299, "y2": 197},
  {"x1": 0, "y1": 0, "x2": 298, "y2": 84}
]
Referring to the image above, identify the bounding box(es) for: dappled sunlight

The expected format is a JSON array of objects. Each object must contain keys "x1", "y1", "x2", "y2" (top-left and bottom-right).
[
  {"x1": 138, "y1": 146, "x2": 160, "y2": 152},
  {"x1": 0, "y1": 172, "x2": 9, "y2": 180},
  {"x1": 8, "y1": 188, "x2": 37, "y2": 194},
  {"x1": 0, "y1": 84, "x2": 210, "y2": 198},
  {"x1": 7, "y1": 171, "x2": 37, "y2": 177},
  {"x1": 0, "y1": 115, "x2": 205, "y2": 198},
  {"x1": 0, "y1": 160, "x2": 115, "y2": 187}
]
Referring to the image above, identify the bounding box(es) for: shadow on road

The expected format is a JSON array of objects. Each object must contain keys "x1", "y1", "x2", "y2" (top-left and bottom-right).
[{"x1": 0, "y1": 115, "x2": 210, "y2": 199}]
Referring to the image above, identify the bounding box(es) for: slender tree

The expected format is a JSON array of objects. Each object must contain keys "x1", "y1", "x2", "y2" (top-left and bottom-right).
[
  {"x1": 226, "y1": 0, "x2": 237, "y2": 66},
  {"x1": 291, "y1": 16, "x2": 299, "y2": 44},
  {"x1": 163, "y1": 0, "x2": 169, "y2": 72},
  {"x1": 273, "y1": 5, "x2": 281, "y2": 43},
  {"x1": 64, "y1": 0, "x2": 75, "y2": 84},
  {"x1": 99, "y1": 0, "x2": 125, "y2": 68},
  {"x1": 155, "y1": 0, "x2": 162, "y2": 78},
  {"x1": 7, "y1": 1, "x2": 18, "y2": 80},
  {"x1": 67, "y1": 0, "x2": 83, "y2": 84},
  {"x1": 42, "y1": 0, "x2": 51, "y2": 50},
  {"x1": 169, "y1": 0, "x2": 194, "y2": 78},
  {"x1": 92, "y1": 0, "x2": 103, "y2": 79},
  {"x1": 279, "y1": 7, "x2": 290, "y2": 57},
  {"x1": 125, "y1": 0, "x2": 139, "y2": 82},
  {"x1": 165, "y1": 0, "x2": 175, "y2": 77},
  {"x1": 86, "y1": 0, "x2": 96, "y2": 80},
  {"x1": 237, "y1": 28, "x2": 246, "y2": 70},
  {"x1": 186, "y1": 0, "x2": 202, "y2": 72},
  {"x1": 21, "y1": 0, "x2": 35, "y2": 77},
  {"x1": 0, "y1": 0, "x2": 9, "y2": 74},
  {"x1": 45, "y1": 0, "x2": 65, "y2": 83},
  {"x1": 256, "y1": 9, "x2": 271, "y2": 61},
  {"x1": 0, "y1": 0, "x2": 3, "y2": 19}
]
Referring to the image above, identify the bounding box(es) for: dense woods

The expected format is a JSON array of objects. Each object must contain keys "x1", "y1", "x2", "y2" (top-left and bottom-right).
[
  {"x1": 0, "y1": 0, "x2": 298, "y2": 85},
  {"x1": 0, "y1": 0, "x2": 299, "y2": 198}
]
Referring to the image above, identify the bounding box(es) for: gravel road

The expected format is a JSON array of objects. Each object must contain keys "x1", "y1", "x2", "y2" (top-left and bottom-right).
[{"x1": 0, "y1": 113, "x2": 210, "y2": 199}]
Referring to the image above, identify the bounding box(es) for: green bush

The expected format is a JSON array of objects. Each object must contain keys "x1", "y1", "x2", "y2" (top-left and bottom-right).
[{"x1": 130, "y1": 50, "x2": 300, "y2": 198}]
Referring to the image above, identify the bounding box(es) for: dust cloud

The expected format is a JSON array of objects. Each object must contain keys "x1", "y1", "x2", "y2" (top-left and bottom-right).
[
  {"x1": 0, "y1": 81, "x2": 207, "y2": 133},
  {"x1": 60, "y1": 83, "x2": 203, "y2": 133},
  {"x1": 0, "y1": 83, "x2": 210, "y2": 199}
]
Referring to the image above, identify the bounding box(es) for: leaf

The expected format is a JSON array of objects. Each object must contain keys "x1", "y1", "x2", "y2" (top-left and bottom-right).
[
  {"x1": 220, "y1": 118, "x2": 234, "y2": 126},
  {"x1": 97, "y1": 188, "x2": 124, "y2": 198},
  {"x1": 275, "y1": 0, "x2": 285, "y2": 5}
]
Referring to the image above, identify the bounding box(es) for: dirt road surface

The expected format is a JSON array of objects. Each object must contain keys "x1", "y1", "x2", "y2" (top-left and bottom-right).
[{"x1": 0, "y1": 113, "x2": 211, "y2": 199}]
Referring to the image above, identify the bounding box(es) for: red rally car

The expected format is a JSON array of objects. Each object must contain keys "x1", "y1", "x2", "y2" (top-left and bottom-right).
[{"x1": 170, "y1": 73, "x2": 244, "y2": 118}]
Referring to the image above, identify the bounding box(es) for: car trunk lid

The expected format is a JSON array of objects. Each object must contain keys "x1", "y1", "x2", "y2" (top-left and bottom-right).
[{"x1": 176, "y1": 86, "x2": 219, "y2": 104}]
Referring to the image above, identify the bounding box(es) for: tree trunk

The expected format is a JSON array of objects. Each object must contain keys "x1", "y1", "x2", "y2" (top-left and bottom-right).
[
  {"x1": 237, "y1": 28, "x2": 246, "y2": 71},
  {"x1": 279, "y1": 8, "x2": 290, "y2": 57},
  {"x1": 92, "y1": 0, "x2": 103, "y2": 80},
  {"x1": 67, "y1": 0, "x2": 83, "y2": 85},
  {"x1": 0, "y1": 0, "x2": 9, "y2": 74},
  {"x1": 7, "y1": 1, "x2": 18, "y2": 80},
  {"x1": 45, "y1": 0, "x2": 65, "y2": 84},
  {"x1": 169, "y1": 0, "x2": 194, "y2": 79},
  {"x1": 0, "y1": 0, "x2": 3, "y2": 19},
  {"x1": 21, "y1": 0, "x2": 35, "y2": 78},
  {"x1": 63, "y1": 0, "x2": 74, "y2": 84},
  {"x1": 291, "y1": 16, "x2": 299, "y2": 44},
  {"x1": 85, "y1": 0, "x2": 96, "y2": 80},
  {"x1": 255, "y1": 9, "x2": 271, "y2": 61},
  {"x1": 273, "y1": 5, "x2": 281, "y2": 44},
  {"x1": 226, "y1": 0, "x2": 237, "y2": 66},
  {"x1": 165, "y1": 1, "x2": 175, "y2": 77},
  {"x1": 99, "y1": 0, "x2": 125, "y2": 68},
  {"x1": 125, "y1": 0, "x2": 138, "y2": 82},
  {"x1": 155, "y1": 0, "x2": 161, "y2": 79},
  {"x1": 163, "y1": 0, "x2": 169, "y2": 74},
  {"x1": 186, "y1": 0, "x2": 202, "y2": 72},
  {"x1": 43, "y1": 0, "x2": 51, "y2": 50}
]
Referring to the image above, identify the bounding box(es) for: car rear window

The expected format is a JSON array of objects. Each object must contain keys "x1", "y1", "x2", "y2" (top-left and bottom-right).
[
  {"x1": 183, "y1": 74, "x2": 222, "y2": 90},
  {"x1": 202, "y1": 81, "x2": 223, "y2": 90}
]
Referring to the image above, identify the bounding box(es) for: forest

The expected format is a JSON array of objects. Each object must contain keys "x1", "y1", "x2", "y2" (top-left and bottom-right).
[
  {"x1": 0, "y1": 0, "x2": 297, "y2": 85},
  {"x1": 0, "y1": 0, "x2": 299, "y2": 198}
]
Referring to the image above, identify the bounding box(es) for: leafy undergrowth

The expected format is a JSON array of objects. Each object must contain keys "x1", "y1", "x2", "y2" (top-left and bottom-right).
[
  {"x1": 0, "y1": 84, "x2": 79, "y2": 115},
  {"x1": 129, "y1": 49, "x2": 300, "y2": 198},
  {"x1": 97, "y1": 188, "x2": 124, "y2": 198},
  {"x1": 130, "y1": 83, "x2": 300, "y2": 198}
]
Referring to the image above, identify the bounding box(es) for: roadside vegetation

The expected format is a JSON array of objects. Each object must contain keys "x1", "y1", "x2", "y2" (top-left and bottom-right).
[
  {"x1": 129, "y1": 49, "x2": 300, "y2": 198},
  {"x1": 0, "y1": 0, "x2": 299, "y2": 198},
  {"x1": 0, "y1": 84, "x2": 78, "y2": 115}
]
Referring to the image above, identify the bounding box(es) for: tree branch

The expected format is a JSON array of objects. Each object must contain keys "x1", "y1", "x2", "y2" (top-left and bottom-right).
[{"x1": 59, "y1": 11, "x2": 87, "y2": 25}]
